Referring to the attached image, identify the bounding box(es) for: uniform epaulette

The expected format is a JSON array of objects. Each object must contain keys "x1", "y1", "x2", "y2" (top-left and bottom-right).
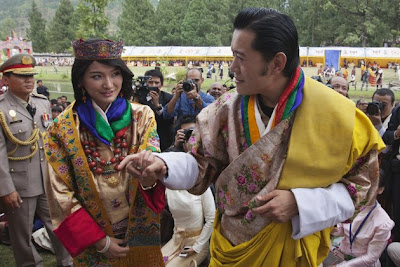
[{"x1": 31, "y1": 93, "x2": 48, "y2": 100}]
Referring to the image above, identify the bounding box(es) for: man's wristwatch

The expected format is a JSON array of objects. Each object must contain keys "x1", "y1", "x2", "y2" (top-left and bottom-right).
[
  {"x1": 193, "y1": 95, "x2": 200, "y2": 101},
  {"x1": 156, "y1": 104, "x2": 163, "y2": 110}
]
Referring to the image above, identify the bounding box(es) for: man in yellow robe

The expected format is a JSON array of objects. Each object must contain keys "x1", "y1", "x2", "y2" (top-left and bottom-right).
[{"x1": 120, "y1": 8, "x2": 384, "y2": 266}]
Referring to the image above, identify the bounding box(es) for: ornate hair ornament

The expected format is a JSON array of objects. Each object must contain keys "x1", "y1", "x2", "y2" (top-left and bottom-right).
[{"x1": 72, "y1": 39, "x2": 124, "y2": 60}]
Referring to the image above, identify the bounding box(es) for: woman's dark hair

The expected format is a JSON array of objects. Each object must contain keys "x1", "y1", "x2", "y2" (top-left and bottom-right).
[
  {"x1": 233, "y1": 8, "x2": 299, "y2": 77},
  {"x1": 72, "y1": 58, "x2": 134, "y2": 104}
]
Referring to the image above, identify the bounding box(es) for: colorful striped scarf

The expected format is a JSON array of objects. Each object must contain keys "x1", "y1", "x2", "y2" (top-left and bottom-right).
[
  {"x1": 241, "y1": 67, "x2": 304, "y2": 147},
  {"x1": 76, "y1": 96, "x2": 131, "y2": 145}
]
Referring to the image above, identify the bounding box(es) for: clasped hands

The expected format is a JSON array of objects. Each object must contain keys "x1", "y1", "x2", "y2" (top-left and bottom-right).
[
  {"x1": 117, "y1": 150, "x2": 167, "y2": 188},
  {"x1": 117, "y1": 150, "x2": 299, "y2": 223}
]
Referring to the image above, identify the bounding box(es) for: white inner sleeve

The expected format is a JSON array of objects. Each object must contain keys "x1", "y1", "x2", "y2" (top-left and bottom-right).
[
  {"x1": 154, "y1": 152, "x2": 199, "y2": 190},
  {"x1": 291, "y1": 183, "x2": 354, "y2": 240}
]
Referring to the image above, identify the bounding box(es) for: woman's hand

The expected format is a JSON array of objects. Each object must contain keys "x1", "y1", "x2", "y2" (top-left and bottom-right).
[{"x1": 94, "y1": 236, "x2": 129, "y2": 259}]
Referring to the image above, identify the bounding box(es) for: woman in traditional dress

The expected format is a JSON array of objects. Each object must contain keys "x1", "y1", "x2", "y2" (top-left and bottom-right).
[{"x1": 43, "y1": 39, "x2": 165, "y2": 266}]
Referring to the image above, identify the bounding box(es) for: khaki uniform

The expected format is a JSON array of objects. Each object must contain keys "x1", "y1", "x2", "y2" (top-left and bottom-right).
[{"x1": 0, "y1": 53, "x2": 71, "y2": 267}]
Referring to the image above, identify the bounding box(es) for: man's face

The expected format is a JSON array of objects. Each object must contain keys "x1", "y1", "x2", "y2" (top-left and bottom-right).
[
  {"x1": 4, "y1": 73, "x2": 35, "y2": 100},
  {"x1": 147, "y1": 76, "x2": 162, "y2": 91},
  {"x1": 230, "y1": 29, "x2": 273, "y2": 96},
  {"x1": 209, "y1": 83, "x2": 223, "y2": 99},
  {"x1": 60, "y1": 96, "x2": 67, "y2": 103},
  {"x1": 373, "y1": 94, "x2": 394, "y2": 119},
  {"x1": 331, "y1": 77, "x2": 348, "y2": 97},
  {"x1": 186, "y1": 70, "x2": 203, "y2": 90},
  {"x1": 37, "y1": 81, "x2": 43, "y2": 87}
]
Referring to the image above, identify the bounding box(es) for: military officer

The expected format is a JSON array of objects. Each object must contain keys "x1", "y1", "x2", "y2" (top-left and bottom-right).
[{"x1": 0, "y1": 54, "x2": 72, "y2": 267}]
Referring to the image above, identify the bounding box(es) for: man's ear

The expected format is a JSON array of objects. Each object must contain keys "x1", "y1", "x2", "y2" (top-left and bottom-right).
[{"x1": 271, "y1": 52, "x2": 287, "y2": 73}]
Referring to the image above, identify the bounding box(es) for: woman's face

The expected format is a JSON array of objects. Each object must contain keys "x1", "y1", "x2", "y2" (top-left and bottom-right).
[{"x1": 81, "y1": 61, "x2": 123, "y2": 111}]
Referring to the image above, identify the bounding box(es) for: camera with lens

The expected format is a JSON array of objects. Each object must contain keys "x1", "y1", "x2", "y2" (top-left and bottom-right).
[
  {"x1": 181, "y1": 78, "x2": 197, "y2": 92},
  {"x1": 133, "y1": 76, "x2": 159, "y2": 99},
  {"x1": 366, "y1": 100, "x2": 384, "y2": 116},
  {"x1": 183, "y1": 128, "x2": 194, "y2": 141}
]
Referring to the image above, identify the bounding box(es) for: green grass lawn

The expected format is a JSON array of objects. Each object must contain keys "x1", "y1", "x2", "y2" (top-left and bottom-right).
[{"x1": 0, "y1": 243, "x2": 56, "y2": 267}]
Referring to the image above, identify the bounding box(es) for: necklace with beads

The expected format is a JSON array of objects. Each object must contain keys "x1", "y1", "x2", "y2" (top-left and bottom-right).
[{"x1": 81, "y1": 127, "x2": 129, "y2": 188}]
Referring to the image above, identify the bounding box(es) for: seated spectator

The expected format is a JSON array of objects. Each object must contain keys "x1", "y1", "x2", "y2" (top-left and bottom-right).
[
  {"x1": 51, "y1": 105, "x2": 63, "y2": 119},
  {"x1": 50, "y1": 98, "x2": 58, "y2": 107},
  {"x1": 162, "y1": 115, "x2": 215, "y2": 266},
  {"x1": 330, "y1": 175, "x2": 394, "y2": 266}
]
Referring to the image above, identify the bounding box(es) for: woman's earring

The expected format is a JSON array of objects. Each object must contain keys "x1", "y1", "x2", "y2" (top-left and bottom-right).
[
  {"x1": 82, "y1": 89, "x2": 87, "y2": 103},
  {"x1": 119, "y1": 92, "x2": 123, "y2": 98}
]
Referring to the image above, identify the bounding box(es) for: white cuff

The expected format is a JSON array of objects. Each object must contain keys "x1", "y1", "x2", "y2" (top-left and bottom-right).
[
  {"x1": 291, "y1": 183, "x2": 354, "y2": 240},
  {"x1": 154, "y1": 152, "x2": 198, "y2": 190}
]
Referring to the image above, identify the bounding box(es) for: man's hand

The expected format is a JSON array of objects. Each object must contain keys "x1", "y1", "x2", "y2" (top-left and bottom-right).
[
  {"x1": 0, "y1": 191, "x2": 23, "y2": 212},
  {"x1": 185, "y1": 89, "x2": 199, "y2": 101},
  {"x1": 117, "y1": 150, "x2": 167, "y2": 186},
  {"x1": 174, "y1": 129, "x2": 186, "y2": 148},
  {"x1": 174, "y1": 83, "x2": 184, "y2": 98},
  {"x1": 252, "y1": 190, "x2": 298, "y2": 223},
  {"x1": 394, "y1": 125, "x2": 400, "y2": 139},
  {"x1": 149, "y1": 90, "x2": 160, "y2": 107},
  {"x1": 367, "y1": 109, "x2": 382, "y2": 126}
]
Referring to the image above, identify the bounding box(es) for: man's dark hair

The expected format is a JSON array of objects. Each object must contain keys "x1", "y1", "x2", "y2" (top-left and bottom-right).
[
  {"x1": 144, "y1": 69, "x2": 164, "y2": 85},
  {"x1": 373, "y1": 88, "x2": 395, "y2": 104},
  {"x1": 50, "y1": 99, "x2": 58, "y2": 105},
  {"x1": 37, "y1": 80, "x2": 43, "y2": 84},
  {"x1": 233, "y1": 8, "x2": 299, "y2": 77},
  {"x1": 173, "y1": 115, "x2": 196, "y2": 134},
  {"x1": 51, "y1": 105, "x2": 63, "y2": 113}
]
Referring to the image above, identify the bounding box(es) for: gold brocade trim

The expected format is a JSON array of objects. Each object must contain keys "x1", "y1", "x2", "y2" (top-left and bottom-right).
[{"x1": 0, "y1": 110, "x2": 40, "y2": 160}]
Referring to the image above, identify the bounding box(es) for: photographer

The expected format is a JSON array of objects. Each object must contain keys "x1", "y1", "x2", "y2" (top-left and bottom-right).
[
  {"x1": 135, "y1": 69, "x2": 174, "y2": 151},
  {"x1": 365, "y1": 89, "x2": 395, "y2": 137},
  {"x1": 164, "y1": 68, "x2": 214, "y2": 120}
]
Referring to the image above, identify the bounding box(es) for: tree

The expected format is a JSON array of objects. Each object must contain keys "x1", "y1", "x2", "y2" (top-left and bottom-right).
[
  {"x1": 26, "y1": 1, "x2": 48, "y2": 52},
  {"x1": 0, "y1": 18, "x2": 17, "y2": 41},
  {"x1": 328, "y1": 0, "x2": 392, "y2": 46},
  {"x1": 47, "y1": 0, "x2": 75, "y2": 53},
  {"x1": 117, "y1": 0, "x2": 155, "y2": 45},
  {"x1": 75, "y1": 0, "x2": 110, "y2": 39},
  {"x1": 179, "y1": 0, "x2": 232, "y2": 46},
  {"x1": 154, "y1": 0, "x2": 190, "y2": 45}
]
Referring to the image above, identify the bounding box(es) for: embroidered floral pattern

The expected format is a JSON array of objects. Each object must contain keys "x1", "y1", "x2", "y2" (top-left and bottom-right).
[
  {"x1": 216, "y1": 184, "x2": 233, "y2": 212},
  {"x1": 241, "y1": 210, "x2": 256, "y2": 224},
  {"x1": 235, "y1": 164, "x2": 266, "y2": 196}
]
